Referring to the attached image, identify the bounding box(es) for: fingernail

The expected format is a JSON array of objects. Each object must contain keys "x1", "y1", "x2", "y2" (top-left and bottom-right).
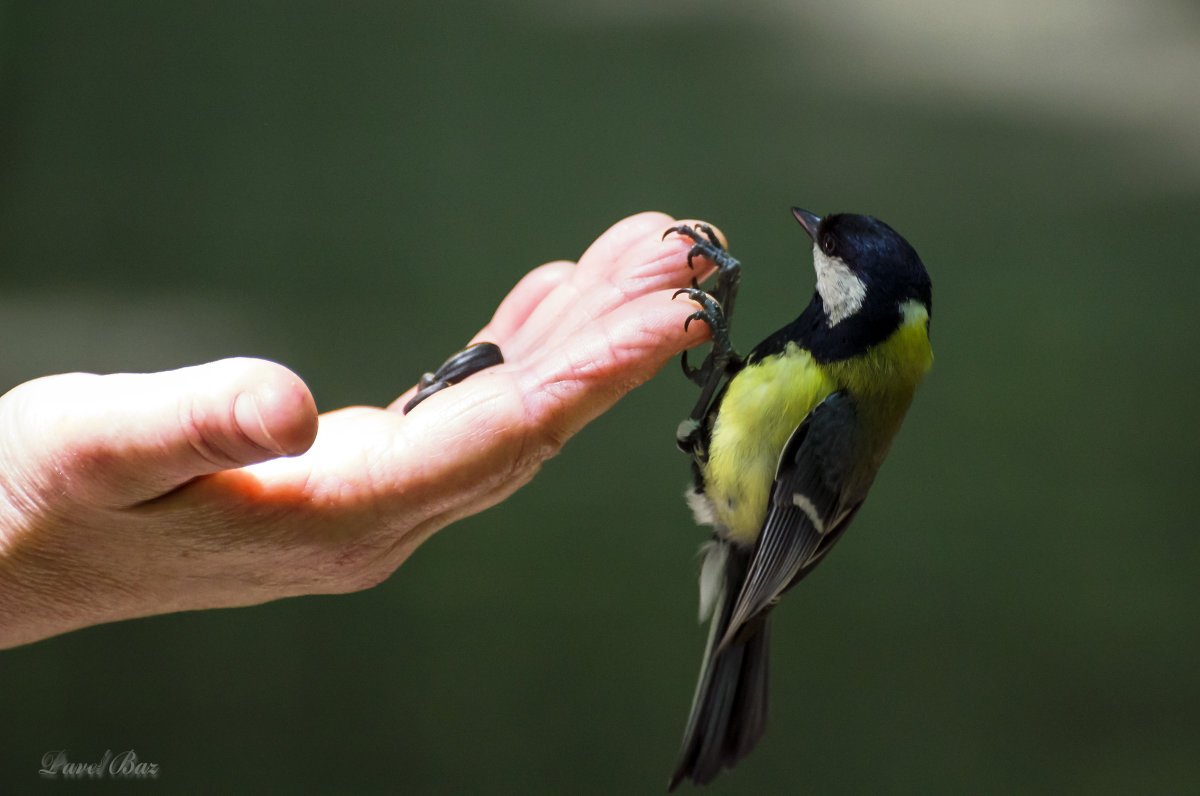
[{"x1": 233, "y1": 390, "x2": 289, "y2": 456}]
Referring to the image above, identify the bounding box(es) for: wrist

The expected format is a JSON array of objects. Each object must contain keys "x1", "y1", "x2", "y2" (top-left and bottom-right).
[{"x1": 0, "y1": 470, "x2": 146, "y2": 648}]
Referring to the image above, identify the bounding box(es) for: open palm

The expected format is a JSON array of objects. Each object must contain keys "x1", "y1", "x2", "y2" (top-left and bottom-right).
[{"x1": 0, "y1": 212, "x2": 720, "y2": 648}]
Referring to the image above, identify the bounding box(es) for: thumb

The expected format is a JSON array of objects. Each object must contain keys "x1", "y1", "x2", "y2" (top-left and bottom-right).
[{"x1": 23, "y1": 357, "x2": 318, "y2": 505}]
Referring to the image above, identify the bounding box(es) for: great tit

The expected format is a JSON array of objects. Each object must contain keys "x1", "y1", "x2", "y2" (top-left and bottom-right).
[{"x1": 665, "y1": 208, "x2": 933, "y2": 789}]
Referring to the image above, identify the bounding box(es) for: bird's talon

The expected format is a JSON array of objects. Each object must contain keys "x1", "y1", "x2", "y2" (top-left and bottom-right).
[
  {"x1": 680, "y1": 350, "x2": 698, "y2": 378},
  {"x1": 663, "y1": 224, "x2": 696, "y2": 243},
  {"x1": 696, "y1": 223, "x2": 722, "y2": 248}
]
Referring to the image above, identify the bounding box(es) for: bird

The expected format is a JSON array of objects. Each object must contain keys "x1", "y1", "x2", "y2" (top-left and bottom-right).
[{"x1": 665, "y1": 208, "x2": 933, "y2": 789}]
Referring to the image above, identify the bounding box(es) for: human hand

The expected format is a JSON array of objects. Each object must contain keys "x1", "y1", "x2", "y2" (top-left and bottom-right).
[{"x1": 0, "y1": 212, "x2": 722, "y2": 648}]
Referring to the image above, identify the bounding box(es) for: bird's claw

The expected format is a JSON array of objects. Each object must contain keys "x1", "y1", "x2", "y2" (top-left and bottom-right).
[
  {"x1": 663, "y1": 223, "x2": 729, "y2": 270},
  {"x1": 672, "y1": 287, "x2": 737, "y2": 388},
  {"x1": 664, "y1": 223, "x2": 742, "y2": 327}
]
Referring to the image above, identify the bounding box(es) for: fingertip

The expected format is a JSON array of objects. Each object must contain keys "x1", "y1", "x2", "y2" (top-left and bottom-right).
[
  {"x1": 235, "y1": 366, "x2": 318, "y2": 457},
  {"x1": 608, "y1": 211, "x2": 679, "y2": 239},
  {"x1": 578, "y1": 211, "x2": 677, "y2": 265}
]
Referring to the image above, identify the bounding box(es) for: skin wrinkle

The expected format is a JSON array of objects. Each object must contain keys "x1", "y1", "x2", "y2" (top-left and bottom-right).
[
  {"x1": 504, "y1": 362, "x2": 568, "y2": 464},
  {"x1": 519, "y1": 319, "x2": 635, "y2": 448},
  {"x1": 619, "y1": 241, "x2": 705, "y2": 296},
  {"x1": 298, "y1": 450, "x2": 387, "y2": 578},
  {"x1": 391, "y1": 377, "x2": 532, "y2": 526},
  {"x1": 345, "y1": 438, "x2": 480, "y2": 587},
  {"x1": 578, "y1": 320, "x2": 645, "y2": 402},
  {"x1": 480, "y1": 375, "x2": 554, "y2": 489},
  {"x1": 367, "y1": 379, "x2": 545, "y2": 585},
  {"x1": 509, "y1": 237, "x2": 668, "y2": 358},
  {"x1": 179, "y1": 393, "x2": 239, "y2": 471},
  {"x1": 155, "y1": 508, "x2": 342, "y2": 597},
  {"x1": 375, "y1": 430, "x2": 547, "y2": 586},
  {"x1": 0, "y1": 436, "x2": 47, "y2": 554},
  {"x1": 475, "y1": 260, "x2": 575, "y2": 344},
  {"x1": 604, "y1": 234, "x2": 697, "y2": 306},
  {"x1": 398, "y1": 386, "x2": 505, "y2": 486},
  {"x1": 5, "y1": 512, "x2": 150, "y2": 633},
  {"x1": 506, "y1": 278, "x2": 589, "y2": 358}
]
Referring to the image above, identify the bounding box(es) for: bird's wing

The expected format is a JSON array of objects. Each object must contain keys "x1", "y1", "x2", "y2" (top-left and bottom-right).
[{"x1": 719, "y1": 390, "x2": 860, "y2": 646}]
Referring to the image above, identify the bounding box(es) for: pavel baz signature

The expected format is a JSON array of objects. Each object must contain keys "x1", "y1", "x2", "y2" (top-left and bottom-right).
[{"x1": 39, "y1": 749, "x2": 159, "y2": 780}]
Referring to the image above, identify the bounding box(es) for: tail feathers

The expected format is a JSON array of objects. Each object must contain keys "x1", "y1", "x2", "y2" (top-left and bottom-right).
[{"x1": 668, "y1": 605, "x2": 771, "y2": 790}]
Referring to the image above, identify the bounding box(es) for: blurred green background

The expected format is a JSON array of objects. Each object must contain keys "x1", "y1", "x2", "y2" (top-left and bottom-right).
[{"x1": 2, "y1": 1, "x2": 1198, "y2": 793}]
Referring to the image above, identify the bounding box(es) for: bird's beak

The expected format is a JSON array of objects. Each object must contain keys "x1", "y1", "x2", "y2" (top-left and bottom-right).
[{"x1": 791, "y1": 207, "x2": 821, "y2": 240}]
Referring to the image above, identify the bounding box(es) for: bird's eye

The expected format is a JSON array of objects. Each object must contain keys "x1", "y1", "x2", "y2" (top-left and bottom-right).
[{"x1": 820, "y1": 235, "x2": 836, "y2": 256}]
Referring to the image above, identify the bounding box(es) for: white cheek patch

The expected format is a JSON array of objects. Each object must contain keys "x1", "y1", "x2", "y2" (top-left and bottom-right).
[{"x1": 813, "y1": 243, "x2": 866, "y2": 326}]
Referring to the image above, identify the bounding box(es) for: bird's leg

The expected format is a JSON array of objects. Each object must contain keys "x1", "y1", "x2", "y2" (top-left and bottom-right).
[
  {"x1": 664, "y1": 221, "x2": 742, "y2": 389},
  {"x1": 662, "y1": 224, "x2": 744, "y2": 454},
  {"x1": 672, "y1": 287, "x2": 739, "y2": 430}
]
